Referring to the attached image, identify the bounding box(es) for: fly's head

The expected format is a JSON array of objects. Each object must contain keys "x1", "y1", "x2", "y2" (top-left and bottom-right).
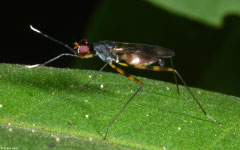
[{"x1": 74, "y1": 39, "x2": 94, "y2": 58}]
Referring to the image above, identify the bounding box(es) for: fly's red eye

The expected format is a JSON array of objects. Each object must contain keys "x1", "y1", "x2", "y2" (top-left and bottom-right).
[
  {"x1": 74, "y1": 39, "x2": 90, "y2": 56},
  {"x1": 77, "y1": 45, "x2": 89, "y2": 56}
]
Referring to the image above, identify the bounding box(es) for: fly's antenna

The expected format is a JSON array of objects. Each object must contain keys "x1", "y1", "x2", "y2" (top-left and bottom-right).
[{"x1": 30, "y1": 25, "x2": 75, "y2": 54}]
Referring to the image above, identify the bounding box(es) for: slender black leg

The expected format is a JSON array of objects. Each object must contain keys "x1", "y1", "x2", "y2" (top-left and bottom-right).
[
  {"x1": 170, "y1": 58, "x2": 191, "y2": 100},
  {"x1": 26, "y1": 53, "x2": 77, "y2": 68},
  {"x1": 173, "y1": 69, "x2": 222, "y2": 125},
  {"x1": 104, "y1": 63, "x2": 143, "y2": 140},
  {"x1": 80, "y1": 63, "x2": 109, "y2": 87},
  {"x1": 117, "y1": 62, "x2": 222, "y2": 126}
]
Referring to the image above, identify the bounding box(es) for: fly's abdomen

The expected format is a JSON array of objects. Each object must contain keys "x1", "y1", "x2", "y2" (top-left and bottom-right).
[{"x1": 121, "y1": 53, "x2": 158, "y2": 65}]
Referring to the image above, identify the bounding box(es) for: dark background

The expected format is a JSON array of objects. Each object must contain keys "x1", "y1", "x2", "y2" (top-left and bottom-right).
[{"x1": 1, "y1": 0, "x2": 240, "y2": 97}]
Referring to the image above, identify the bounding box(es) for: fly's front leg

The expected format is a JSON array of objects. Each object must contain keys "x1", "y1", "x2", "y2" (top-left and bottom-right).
[
  {"x1": 26, "y1": 53, "x2": 77, "y2": 68},
  {"x1": 80, "y1": 63, "x2": 109, "y2": 87}
]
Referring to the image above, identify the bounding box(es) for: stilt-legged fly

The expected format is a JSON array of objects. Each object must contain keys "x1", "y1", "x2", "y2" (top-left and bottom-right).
[{"x1": 28, "y1": 25, "x2": 222, "y2": 140}]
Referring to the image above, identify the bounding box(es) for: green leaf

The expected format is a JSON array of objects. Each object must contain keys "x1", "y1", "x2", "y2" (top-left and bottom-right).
[
  {"x1": 146, "y1": 0, "x2": 240, "y2": 26},
  {"x1": 0, "y1": 63, "x2": 239, "y2": 149},
  {"x1": 0, "y1": 125, "x2": 134, "y2": 150}
]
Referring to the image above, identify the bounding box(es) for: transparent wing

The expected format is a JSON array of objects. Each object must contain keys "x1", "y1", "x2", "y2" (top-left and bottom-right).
[{"x1": 114, "y1": 42, "x2": 175, "y2": 58}]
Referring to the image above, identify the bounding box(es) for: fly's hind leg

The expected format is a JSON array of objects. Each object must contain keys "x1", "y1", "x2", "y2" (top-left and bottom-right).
[
  {"x1": 169, "y1": 58, "x2": 192, "y2": 100},
  {"x1": 117, "y1": 62, "x2": 222, "y2": 126}
]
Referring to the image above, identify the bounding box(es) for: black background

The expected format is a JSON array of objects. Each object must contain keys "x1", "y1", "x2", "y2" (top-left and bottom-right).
[{"x1": 1, "y1": 1, "x2": 99, "y2": 65}]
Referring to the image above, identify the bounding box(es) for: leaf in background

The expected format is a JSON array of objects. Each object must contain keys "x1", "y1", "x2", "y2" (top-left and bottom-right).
[{"x1": 146, "y1": 0, "x2": 240, "y2": 27}]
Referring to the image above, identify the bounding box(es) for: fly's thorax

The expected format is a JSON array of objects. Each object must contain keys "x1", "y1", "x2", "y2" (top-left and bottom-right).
[{"x1": 93, "y1": 41, "x2": 117, "y2": 62}]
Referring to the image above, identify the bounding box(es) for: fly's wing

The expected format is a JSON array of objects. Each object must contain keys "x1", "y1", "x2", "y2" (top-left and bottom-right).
[{"x1": 114, "y1": 42, "x2": 175, "y2": 58}]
